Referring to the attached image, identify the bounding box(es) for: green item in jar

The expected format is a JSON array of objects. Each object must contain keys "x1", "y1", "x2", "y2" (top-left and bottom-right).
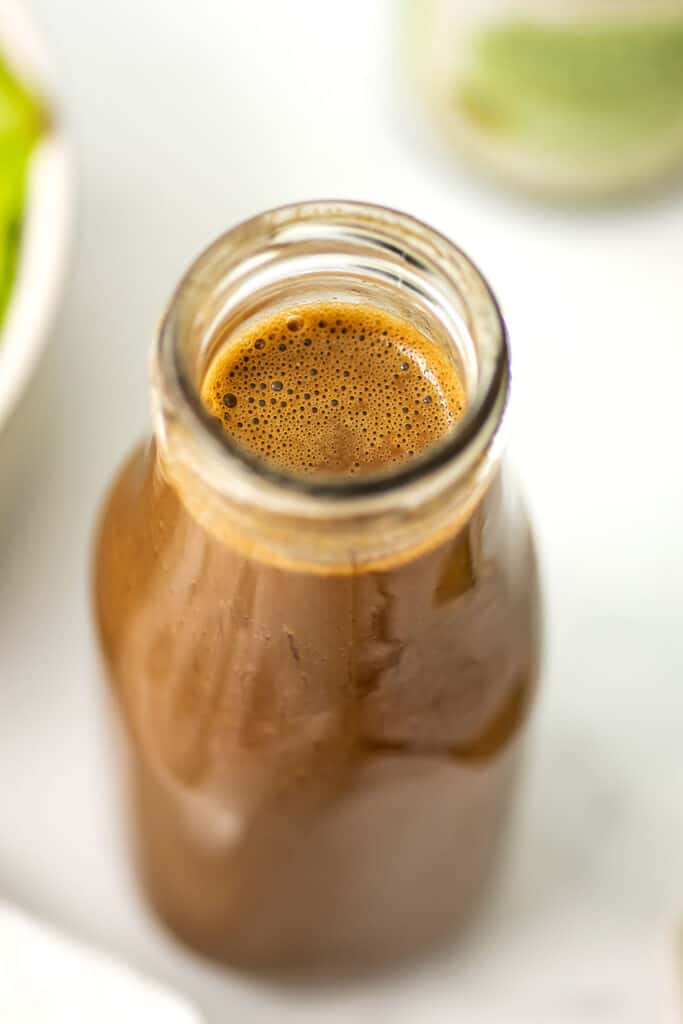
[
  {"x1": 457, "y1": 20, "x2": 683, "y2": 155},
  {"x1": 0, "y1": 56, "x2": 44, "y2": 328}
]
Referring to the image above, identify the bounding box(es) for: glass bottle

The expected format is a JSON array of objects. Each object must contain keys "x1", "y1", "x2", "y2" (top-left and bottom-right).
[
  {"x1": 93, "y1": 201, "x2": 541, "y2": 972},
  {"x1": 404, "y1": 0, "x2": 683, "y2": 199}
]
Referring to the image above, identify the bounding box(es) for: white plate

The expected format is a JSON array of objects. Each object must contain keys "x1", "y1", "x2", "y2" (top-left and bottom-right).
[
  {"x1": 0, "y1": 900, "x2": 201, "y2": 1023},
  {"x1": 0, "y1": 0, "x2": 72, "y2": 475}
]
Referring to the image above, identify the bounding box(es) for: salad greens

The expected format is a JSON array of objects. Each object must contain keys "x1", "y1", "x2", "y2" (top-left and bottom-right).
[{"x1": 0, "y1": 56, "x2": 43, "y2": 327}]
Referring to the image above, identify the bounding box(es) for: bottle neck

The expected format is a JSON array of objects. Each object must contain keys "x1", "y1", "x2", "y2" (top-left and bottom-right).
[{"x1": 151, "y1": 201, "x2": 510, "y2": 574}]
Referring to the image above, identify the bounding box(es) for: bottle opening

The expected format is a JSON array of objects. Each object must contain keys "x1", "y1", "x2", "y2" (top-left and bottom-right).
[{"x1": 153, "y1": 201, "x2": 510, "y2": 570}]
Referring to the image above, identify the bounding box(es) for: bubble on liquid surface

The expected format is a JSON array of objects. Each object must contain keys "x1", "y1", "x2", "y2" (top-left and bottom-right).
[{"x1": 202, "y1": 303, "x2": 466, "y2": 476}]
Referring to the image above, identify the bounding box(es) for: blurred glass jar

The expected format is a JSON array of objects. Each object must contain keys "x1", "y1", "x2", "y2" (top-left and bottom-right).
[{"x1": 404, "y1": 0, "x2": 683, "y2": 199}]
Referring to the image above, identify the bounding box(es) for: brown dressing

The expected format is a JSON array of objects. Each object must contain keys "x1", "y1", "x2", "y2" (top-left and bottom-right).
[{"x1": 93, "y1": 301, "x2": 540, "y2": 972}]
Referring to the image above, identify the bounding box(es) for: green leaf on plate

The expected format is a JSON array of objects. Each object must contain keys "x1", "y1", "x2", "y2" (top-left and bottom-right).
[{"x1": 0, "y1": 56, "x2": 44, "y2": 328}]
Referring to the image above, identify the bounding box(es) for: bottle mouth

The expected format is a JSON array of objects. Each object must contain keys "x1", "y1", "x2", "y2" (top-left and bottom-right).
[{"x1": 155, "y1": 200, "x2": 509, "y2": 504}]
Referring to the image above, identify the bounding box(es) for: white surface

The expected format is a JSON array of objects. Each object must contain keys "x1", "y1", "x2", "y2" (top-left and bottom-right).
[
  {"x1": 0, "y1": 1, "x2": 681, "y2": 1022},
  {"x1": 0, "y1": 899, "x2": 200, "y2": 1022}
]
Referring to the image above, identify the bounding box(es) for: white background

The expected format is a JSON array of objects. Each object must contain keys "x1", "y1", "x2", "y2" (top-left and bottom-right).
[{"x1": 1, "y1": 2, "x2": 682, "y2": 1021}]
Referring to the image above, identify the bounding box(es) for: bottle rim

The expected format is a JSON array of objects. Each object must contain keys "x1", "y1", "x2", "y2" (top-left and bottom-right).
[{"x1": 155, "y1": 199, "x2": 510, "y2": 509}]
